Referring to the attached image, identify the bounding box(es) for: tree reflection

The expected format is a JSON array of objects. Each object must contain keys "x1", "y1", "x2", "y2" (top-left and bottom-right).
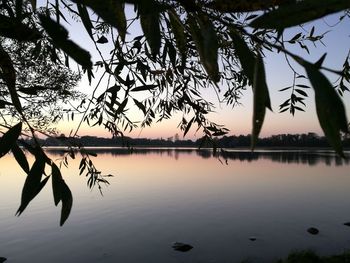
[{"x1": 46, "y1": 148, "x2": 349, "y2": 166}]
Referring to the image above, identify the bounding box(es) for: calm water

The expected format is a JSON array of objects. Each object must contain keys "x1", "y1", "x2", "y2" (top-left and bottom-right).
[{"x1": 0, "y1": 148, "x2": 350, "y2": 263}]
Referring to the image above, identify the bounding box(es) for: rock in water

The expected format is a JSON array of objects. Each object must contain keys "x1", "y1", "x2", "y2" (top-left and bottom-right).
[
  {"x1": 0, "y1": 257, "x2": 7, "y2": 263},
  {"x1": 344, "y1": 222, "x2": 350, "y2": 227},
  {"x1": 249, "y1": 236, "x2": 257, "y2": 241},
  {"x1": 307, "y1": 227, "x2": 319, "y2": 235},
  {"x1": 172, "y1": 242, "x2": 193, "y2": 252}
]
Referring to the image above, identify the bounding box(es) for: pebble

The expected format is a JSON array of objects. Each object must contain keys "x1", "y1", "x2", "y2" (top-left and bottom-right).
[
  {"x1": 307, "y1": 227, "x2": 319, "y2": 235},
  {"x1": 172, "y1": 242, "x2": 193, "y2": 252}
]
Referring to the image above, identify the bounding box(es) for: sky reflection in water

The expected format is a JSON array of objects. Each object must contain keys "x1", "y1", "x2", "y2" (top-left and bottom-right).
[{"x1": 0, "y1": 149, "x2": 350, "y2": 263}]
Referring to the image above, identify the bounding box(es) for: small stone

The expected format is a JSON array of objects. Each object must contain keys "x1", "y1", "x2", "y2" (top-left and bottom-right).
[
  {"x1": 172, "y1": 242, "x2": 193, "y2": 252},
  {"x1": 307, "y1": 227, "x2": 319, "y2": 235},
  {"x1": 344, "y1": 222, "x2": 350, "y2": 227},
  {"x1": 249, "y1": 237, "x2": 257, "y2": 241},
  {"x1": 0, "y1": 257, "x2": 7, "y2": 263}
]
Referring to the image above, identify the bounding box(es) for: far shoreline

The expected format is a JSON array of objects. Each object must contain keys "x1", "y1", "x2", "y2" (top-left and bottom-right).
[{"x1": 42, "y1": 145, "x2": 350, "y2": 151}]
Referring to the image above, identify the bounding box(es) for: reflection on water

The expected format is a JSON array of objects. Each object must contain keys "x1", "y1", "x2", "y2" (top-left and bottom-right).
[
  {"x1": 1, "y1": 149, "x2": 350, "y2": 263},
  {"x1": 46, "y1": 147, "x2": 350, "y2": 166}
]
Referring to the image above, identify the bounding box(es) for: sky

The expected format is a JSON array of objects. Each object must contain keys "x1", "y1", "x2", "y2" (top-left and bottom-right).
[{"x1": 55, "y1": 5, "x2": 350, "y2": 140}]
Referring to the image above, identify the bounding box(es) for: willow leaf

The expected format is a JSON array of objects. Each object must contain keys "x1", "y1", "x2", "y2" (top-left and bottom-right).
[
  {"x1": 16, "y1": 155, "x2": 46, "y2": 216},
  {"x1": 184, "y1": 117, "x2": 195, "y2": 137},
  {"x1": 131, "y1": 84, "x2": 158, "y2": 92},
  {"x1": 168, "y1": 10, "x2": 187, "y2": 64},
  {"x1": 229, "y1": 25, "x2": 274, "y2": 140},
  {"x1": 304, "y1": 62, "x2": 349, "y2": 157},
  {"x1": 51, "y1": 162, "x2": 73, "y2": 226},
  {"x1": 251, "y1": 55, "x2": 272, "y2": 150},
  {"x1": 0, "y1": 122, "x2": 22, "y2": 158},
  {"x1": 115, "y1": 98, "x2": 128, "y2": 115},
  {"x1": 140, "y1": 11, "x2": 161, "y2": 57},
  {"x1": 60, "y1": 181, "x2": 73, "y2": 226},
  {"x1": 76, "y1": 3, "x2": 93, "y2": 39},
  {"x1": 72, "y1": 0, "x2": 126, "y2": 41},
  {"x1": 51, "y1": 163, "x2": 63, "y2": 206},
  {"x1": 230, "y1": 30, "x2": 255, "y2": 84},
  {"x1": 188, "y1": 15, "x2": 219, "y2": 82},
  {"x1": 11, "y1": 143, "x2": 30, "y2": 173},
  {"x1": 133, "y1": 99, "x2": 146, "y2": 115}
]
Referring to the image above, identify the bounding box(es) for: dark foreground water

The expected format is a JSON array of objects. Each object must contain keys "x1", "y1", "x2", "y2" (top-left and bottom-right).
[{"x1": 0, "y1": 148, "x2": 350, "y2": 263}]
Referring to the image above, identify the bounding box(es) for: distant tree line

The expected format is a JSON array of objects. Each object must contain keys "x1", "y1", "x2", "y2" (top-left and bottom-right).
[{"x1": 34, "y1": 132, "x2": 350, "y2": 149}]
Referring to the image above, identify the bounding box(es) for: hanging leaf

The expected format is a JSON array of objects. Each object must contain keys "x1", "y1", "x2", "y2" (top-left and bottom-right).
[
  {"x1": 76, "y1": 3, "x2": 94, "y2": 39},
  {"x1": 294, "y1": 106, "x2": 305, "y2": 112},
  {"x1": 188, "y1": 14, "x2": 220, "y2": 82},
  {"x1": 295, "y1": 89, "x2": 308, "y2": 97},
  {"x1": 131, "y1": 84, "x2": 158, "y2": 92},
  {"x1": 51, "y1": 163, "x2": 63, "y2": 206},
  {"x1": 184, "y1": 117, "x2": 195, "y2": 137},
  {"x1": 250, "y1": 0, "x2": 350, "y2": 29},
  {"x1": 229, "y1": 29, "x2": 255, "y2": 83},
  {"x1": 11, "y1": 143, "x2": 30, "y2": 173},
  {"x1": 0, "y1": 44, "x2": 22, "y2": 113},
  {"x1": 0, "y1": 122, "x2": 22, "y2": 158},
  {"x1": 115, "y1": 98, "x2": 128, "y2": 115},
  {"x1": 197, "y1": 15, "x2": 220, "y2": 82},
  {"x1": 168, "y1": 10, "x2": 187, "y2": 64},
  {"x1": 212, "y1": 130, "x2": 228, "y2": 136},
  {"x1": 16, "y1": 154, "x2": 46, "y2": 216},
  {"x1": 303, "y1": 62, "x2": 349, "y2": 157},
  {"x1": 133, "y1": 99, "x2": 146, "y2": 115},
  {"x1": 296, "y1": 84, "x2": 311, "y2": 89},
  {"x1": 251, "y1": 54, "x2": 272, "y2": 150},
  {"x1": 60, "y1": 181, "x2": 73, "y2": 226},
  {"x1": 72, "y1": 0, "x2": 126, "y2": 41},
  {"x1": 140, "y1": 11, "x2": 161, "y2": 57},
  {"x1": 309, "y1": 26, "x2": 315, "y2": 37},
  {"x1": 289, "y1": 32, "x2": 302, "y2": 42},
  {"x1": 51, "y1": 163, "x2": 73, "y2": 225},
  {"x1": 39, "y1": 14, "x2": 92, "y2": 71},
  {"x1": 279, "y1": 86, "x2": 292, "y2": 91},
  {"x1": 230, "y1": 30, "x2": 271, "y2": 147}
]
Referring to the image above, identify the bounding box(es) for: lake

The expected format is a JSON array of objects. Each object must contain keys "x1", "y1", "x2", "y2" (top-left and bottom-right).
[{"x1": 0, "y1": 148, "x2": 350, "y2": 263}]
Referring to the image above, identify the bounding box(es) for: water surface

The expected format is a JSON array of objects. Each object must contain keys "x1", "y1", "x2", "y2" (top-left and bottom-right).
[{"x1": 0, "y1": 149, "x2": 350, "y2": 263}]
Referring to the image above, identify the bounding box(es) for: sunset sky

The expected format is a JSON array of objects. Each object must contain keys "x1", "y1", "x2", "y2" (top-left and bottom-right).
[{"x1": 56, "y1": 7, "x2": 350, "y2": 140}]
